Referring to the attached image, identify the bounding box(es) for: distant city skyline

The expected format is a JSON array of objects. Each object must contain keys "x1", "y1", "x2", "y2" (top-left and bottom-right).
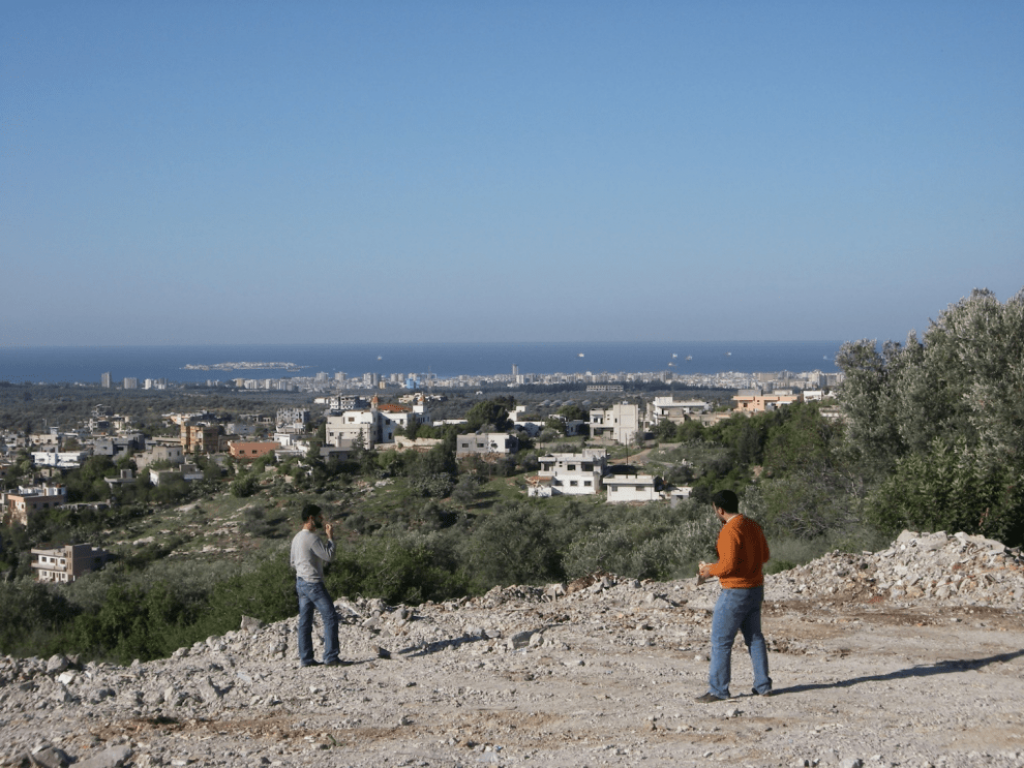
[
  {"x1": 2, "y1": 3, "x2": 1021, "y2": 346},
  {"x1": 0, "y1": 340, "x2": 847, "y2": 386}
]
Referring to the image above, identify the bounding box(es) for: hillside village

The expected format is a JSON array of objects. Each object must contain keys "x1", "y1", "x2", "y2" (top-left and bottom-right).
[
  {"x1": 1, "y1": 370, "x2": 837, "y2": 584},
  {"x1": 1, "y1": 305, "x2": 1021, "y2": 766}
]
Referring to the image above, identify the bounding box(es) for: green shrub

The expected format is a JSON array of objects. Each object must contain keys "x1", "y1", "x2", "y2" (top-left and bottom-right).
[
  {"x1": 326, "y1": 535, "x2": 469, "y2": 604},
  {"x1": 0, "y1": 579, "x2": 76, "y2": 657},
  {"x1": 231, "y1": 474, "x2": 260, "y2": 498},
  {"x1": 460, "y1": 502, "x2": 566, "y2": 589},
  {"x1": 563, "y1": 502, "x2": 719, "y2": 581}
]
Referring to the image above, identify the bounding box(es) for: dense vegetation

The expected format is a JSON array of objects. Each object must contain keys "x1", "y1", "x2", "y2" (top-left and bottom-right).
[
  {"x1": 836, "y1": 289, "x2": 1024, "y2": 545},
  {"x1": 1, "y1": 288, "x2": 1021, "y2": 664}
]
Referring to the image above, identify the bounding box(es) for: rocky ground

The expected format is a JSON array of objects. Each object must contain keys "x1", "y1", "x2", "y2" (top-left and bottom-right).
[{"x1": 2, "y1": 530, "x2": 1023, "y2": 768}]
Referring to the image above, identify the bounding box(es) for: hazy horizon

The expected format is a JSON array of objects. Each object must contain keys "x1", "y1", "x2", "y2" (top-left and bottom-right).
[{"x1": 2, "y1": 338, "x2": 849, "y2": 349}]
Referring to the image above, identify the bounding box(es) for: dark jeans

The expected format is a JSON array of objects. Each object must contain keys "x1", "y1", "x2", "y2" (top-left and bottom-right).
[{"x1": 296, "y1": 578, "x2": 339, "y2": 665}]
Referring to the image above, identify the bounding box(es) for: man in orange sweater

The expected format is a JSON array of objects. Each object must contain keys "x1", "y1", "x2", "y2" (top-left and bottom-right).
[{"x1": 695, "y1": 489, "x2": 772, "y2": 701}]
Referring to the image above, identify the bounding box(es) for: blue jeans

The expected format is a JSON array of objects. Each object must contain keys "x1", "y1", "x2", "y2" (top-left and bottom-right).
[
  {"x1": 708, "y1": 585, "x2": 771, "y2": 698},
  {"x1": 296, "y1": 578, "x2": 339, "y2": 665}
]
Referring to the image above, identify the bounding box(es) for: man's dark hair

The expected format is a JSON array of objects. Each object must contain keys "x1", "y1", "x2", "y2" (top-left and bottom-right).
[
  {"x1": 711, "y1": 490, "x2": 739, "y2": 514},
  {"x1": 300, "y1": 503, "x2": 322, "y2": 523}
]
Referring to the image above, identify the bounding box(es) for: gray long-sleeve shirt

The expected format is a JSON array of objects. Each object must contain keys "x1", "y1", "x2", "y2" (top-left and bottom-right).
[{"x1": 289, "y1": 529, "x2": 336, "y2": 583}]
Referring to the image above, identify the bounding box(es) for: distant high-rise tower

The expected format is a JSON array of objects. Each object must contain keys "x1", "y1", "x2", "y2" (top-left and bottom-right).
[
  {"x1": 100, "y1": 372, "x2": 112, "y2": 388},
  {"x1": 512, "y1": 364, "x2": 519, "y2": 376}
]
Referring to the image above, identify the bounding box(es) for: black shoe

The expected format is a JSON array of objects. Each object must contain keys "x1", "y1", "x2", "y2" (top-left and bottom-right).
[
  {"x1": 301, "y1": 661, "x2": 321, "y2": 667},
  {"x1": 322, "y1": 659, "x2": 349, "y2": 667},
  {"x1": 694, "y1": 693, "x2": 726, "y2": 703},
  {"x1": 752, "y1": 688, "x2": 772, "y2": 697}
]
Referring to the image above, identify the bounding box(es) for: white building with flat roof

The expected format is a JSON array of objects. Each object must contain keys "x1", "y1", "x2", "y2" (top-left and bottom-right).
[
  {"x1": 530, "y1": 449, "x2": 607, "y2": 497},
  {"x1": 605, "y1": 473, "x2": 661, "y2": 503},
  {"x1": 647, "y1": 397, "x2": 709, "y2": 426},
  {"x1": 456, "y1": 433, "x2": 519, "y2": 458},
  {"x1": 590, "y1": 403, "x2": 642, "y2": 444}
]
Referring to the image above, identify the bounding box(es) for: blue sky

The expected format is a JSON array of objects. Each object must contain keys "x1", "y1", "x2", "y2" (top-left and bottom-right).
[{"x1": 2, "y1": 1, "x2": 1021, "y2": 346}]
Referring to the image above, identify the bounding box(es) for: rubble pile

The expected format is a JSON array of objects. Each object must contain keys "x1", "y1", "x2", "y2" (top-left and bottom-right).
[
  {"x1": 1, "y1": 530, "x2": 1023, "y2": 767},
  {"x1": 766, "y1": 530, "x2": 1024, "y2": 609}
]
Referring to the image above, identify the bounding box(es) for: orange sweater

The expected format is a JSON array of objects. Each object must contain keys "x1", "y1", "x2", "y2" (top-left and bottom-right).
[{"x1": 707, "y1": 515, "x2": 770, "y2": 589}]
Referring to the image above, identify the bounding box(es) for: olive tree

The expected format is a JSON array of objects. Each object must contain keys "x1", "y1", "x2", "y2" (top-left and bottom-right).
[{"x1": 838, "y1": 288, "x2": 1024, "y2": 544}]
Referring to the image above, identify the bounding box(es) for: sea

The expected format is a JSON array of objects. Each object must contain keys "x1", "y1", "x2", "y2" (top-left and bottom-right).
[{"x1": 0, "y1": 341, "x2": 844, "y2": 386}]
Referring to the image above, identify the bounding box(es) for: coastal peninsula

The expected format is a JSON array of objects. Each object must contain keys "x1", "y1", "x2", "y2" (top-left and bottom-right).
[{"x1": 182, "y1": 362, "x2": 304, "y2": 372}]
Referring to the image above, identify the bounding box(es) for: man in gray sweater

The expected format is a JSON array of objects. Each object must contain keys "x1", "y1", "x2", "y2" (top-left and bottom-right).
[{"x1": 289, "y1": 504, "x2": 342, "y2": 667}]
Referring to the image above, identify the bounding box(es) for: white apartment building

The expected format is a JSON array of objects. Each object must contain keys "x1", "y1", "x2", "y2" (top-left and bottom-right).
[
  {"x1": 326, "y1": 409, "x2": 392, "y2": 448},
  {"x1": 590, "y1": 403, "x2": 642, "y2": 444},
  {"x1": 530, "y1": 449, "x2": 608, "y2": 497},
  {"x1": 326, "y1": 397, "x2": 429, "y2": 449}
]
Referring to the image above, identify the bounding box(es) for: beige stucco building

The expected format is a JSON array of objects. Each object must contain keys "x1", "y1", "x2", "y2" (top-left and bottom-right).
[
  {"x1": 732, "y1": 389, "x2": 802, "y2": 413},
  {"x1": 2, "y1": 485, "x2": 67, "y2": 526}
]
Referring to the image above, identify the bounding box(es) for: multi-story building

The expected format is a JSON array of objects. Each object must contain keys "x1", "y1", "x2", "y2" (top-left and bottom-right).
[
  {"x1": 377, "y1": 397, "x2": 429, "y2": 432},
  {"x1": 89, "y1": 435, "x2": 141, "y2": 459},
  {"x1": 29, "y1": 431, "x2": 60, "y2": 448},
  {"x1": 276, "y1": 408, "x2": 311, "y2": 431},
  {"x1": 32, "y1": 544, "x2": 112, "y2": 583},
  {"x1": 589, "y1": 402, "x2": 642, "y2": 444},
  {"x1": 180, "y1": 424, "x2": 223, "y2": 454},
  {"x1": 530, "y1": 449, "x2": 607, "y2": 497},
  {"x1": 326, "y1": 408, "x2": 388, "y2": 448},
  {"x1": 2, "y1": 485, "x2": 68, "y2": 526},
  {"x1": 325, "y1": 396, "x2": 428, "y2": 449},
  {"x1": 134, "y1": 441, "x2": 185, "y2": 471}
]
